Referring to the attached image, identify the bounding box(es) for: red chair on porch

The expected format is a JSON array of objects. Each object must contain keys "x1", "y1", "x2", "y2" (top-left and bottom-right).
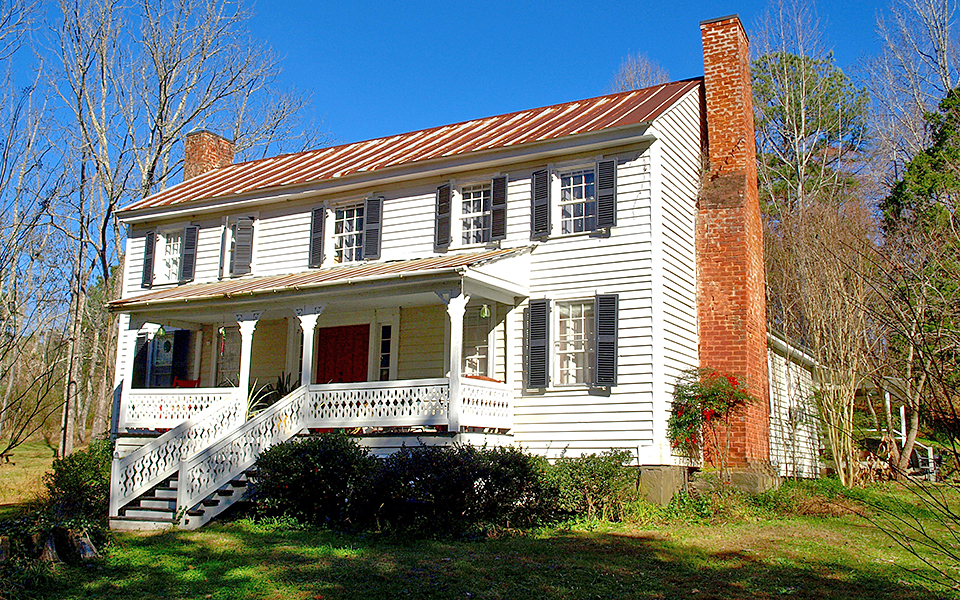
[{"x1": 173, "y1": 376, "x2": 201, "y2": 388}]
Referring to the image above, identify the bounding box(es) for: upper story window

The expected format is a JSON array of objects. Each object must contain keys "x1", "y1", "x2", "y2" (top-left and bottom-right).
[
  {"x1": 221, "y1": 216, "x2": 254, "y2": 277},
  {"x1": 141, "y1": 225, "x2": 198, "y2": 289},
  {"x1": 309, "y1": 196, "x2": 383, "y2": 268},
  {"x1": 157, "y1": 229, "x2": 183, "y2": 285},
  {"x1": 333, "y1": 204, "x2": 364, "y2": 263},
  {"x1": 530, "y1": 159, "x2": 617, "y2": 240},
  {"x1": 435, "y1": 176, "x2": 506, "y2": 251},
  {"x1": 461, "y1": 183, "x2": 491, "y2": 245},
  {"x1": 559, "y1": 169, "x2": 596, "y2": 234}
]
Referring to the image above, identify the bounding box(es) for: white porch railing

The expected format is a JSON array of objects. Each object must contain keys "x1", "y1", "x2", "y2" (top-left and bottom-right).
[
  {"x1": 460, "y1": 378, "x2": 513, "y2": 430},
  {"x1": 109, "y1": 394, "x2": 245, "y2": 518},
  {"x1": 118, "y1": 388, "x2": 239, "y2": 431},
  {"x1": 304, "y1": 378, "x2": 450, "y2": 428}
]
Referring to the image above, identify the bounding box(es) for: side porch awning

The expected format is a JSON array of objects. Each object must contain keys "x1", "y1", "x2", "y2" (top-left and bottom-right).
[{"x1": 109, "y1": 247, "x2": 532, "y2": 317}]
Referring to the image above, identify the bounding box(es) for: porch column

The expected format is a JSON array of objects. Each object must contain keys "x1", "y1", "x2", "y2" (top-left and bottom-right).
[
  {"x1": 444, "y1": 293, "x2": 470, "y2": 433},
  {"x1": 236, "y1": 312, "x2": 261, "y2": 400},
  {"x1": 296, "y1": 305, "x2": 326, "y2": 388}
]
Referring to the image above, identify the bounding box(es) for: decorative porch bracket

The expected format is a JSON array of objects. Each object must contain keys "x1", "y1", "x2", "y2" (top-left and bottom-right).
[{"x1": 436, "y1": 290, "x2": 469, "y2": 433}]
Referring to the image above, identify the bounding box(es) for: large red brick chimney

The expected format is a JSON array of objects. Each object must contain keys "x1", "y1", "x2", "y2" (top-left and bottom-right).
[
  {"x1": 698, "y1": 15, "x2": 770, "y2": 471},
  {"x1": 184, "y1": 130, "x2": 235, "y2": 181}
]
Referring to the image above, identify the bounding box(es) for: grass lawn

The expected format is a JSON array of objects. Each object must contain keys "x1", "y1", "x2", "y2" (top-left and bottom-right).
[
  {"x1": 35, "y1": 508, "x2": 958, "y2": 600},
  {"x1": 0, "y1": 440, "x2": 56, "y2": 518}
]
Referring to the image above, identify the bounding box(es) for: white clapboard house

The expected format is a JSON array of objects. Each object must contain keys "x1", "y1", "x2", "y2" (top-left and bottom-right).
[{"x1": 107, "y1": 15, "x2": 819, "y2": 530}]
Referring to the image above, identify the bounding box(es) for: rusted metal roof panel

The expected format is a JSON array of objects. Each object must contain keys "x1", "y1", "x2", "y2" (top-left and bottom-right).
[
  {"x1": 120, "y1": 79, "x2": 702, "y2": 215},
  {"x1": 110, "y1": 247, "x2": 527, "y2": 310}
]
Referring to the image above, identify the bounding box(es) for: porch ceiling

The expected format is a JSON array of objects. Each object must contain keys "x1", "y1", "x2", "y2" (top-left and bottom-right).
[{"x1": 110, "y1": 247, "x2": 531, "y2": 316}]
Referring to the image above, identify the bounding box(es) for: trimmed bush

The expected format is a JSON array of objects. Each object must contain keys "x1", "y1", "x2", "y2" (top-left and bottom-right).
[
  {"x1": 253, "y1": 432, "x2": 376, "y2": 529},
  {"x1": 361, "y1": 444, "x2": 556, "y2": 536},
  {"x1": 548, "y1": 449, "x2": 636, "y2": 521}
]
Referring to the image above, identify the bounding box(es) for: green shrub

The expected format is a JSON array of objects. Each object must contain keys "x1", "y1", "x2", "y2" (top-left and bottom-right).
[
  {"x1": 253, "y1": 432, "x2": 376, "y2": 529},
  {"x1": 360, "y1": 444, "x2": 556, "y2": 536},
  {"x1": 43, "y1": 439, "x2": 112, "y2": 531},
  {"x1": 548, "y1": 450, "x2": 636, "y2": 520}
]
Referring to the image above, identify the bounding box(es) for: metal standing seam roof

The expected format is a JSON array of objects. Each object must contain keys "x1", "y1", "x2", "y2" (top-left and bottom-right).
[
  {"x1": 119, "y1": 79, "x2": 703, "y2": 215},
  {"x1": 110, "y1": 247, "x2": 529, "y2": 310}
]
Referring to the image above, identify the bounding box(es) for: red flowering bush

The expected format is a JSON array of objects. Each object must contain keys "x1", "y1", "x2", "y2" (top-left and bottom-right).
[{"x1": 668, "y1": 368, "x2": 754, "y2": 478}]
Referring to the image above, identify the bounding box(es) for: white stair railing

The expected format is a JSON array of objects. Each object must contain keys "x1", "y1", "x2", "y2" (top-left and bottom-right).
[
  {"x1": 177, "y1": 386, "x2": 307, "y2": 528},
  {"x1": 109, "y1": 392, "x2": 244, "y2": 518}
]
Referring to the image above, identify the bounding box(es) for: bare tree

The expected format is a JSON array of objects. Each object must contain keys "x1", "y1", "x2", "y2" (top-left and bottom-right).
[
  {"x1": 864, "y1": 0, "x2": 960, "y2": 184},
  {"x1": 49, "y1": 0, "x2": 325, "y2": 454},
  {"x1": 754, "y1": 0, "x2": 875, "y2": 486},
  {"x1": 607, "y1": 52, "x2": 669, "y2": 93}
]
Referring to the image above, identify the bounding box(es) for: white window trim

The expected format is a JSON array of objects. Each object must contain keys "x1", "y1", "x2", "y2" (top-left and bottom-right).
[
  {"x1": 368, "y1": 308, "x2": 400, "y2": 382},
  {"x1": 450, "y1": 173, "x2": 502, "y2": 250},
  {"x1": 552, "y1": 297, "x2": 596, "y2": 387},
  {"x1": 154, "y1": 223, "x2": 187, "y2": 286},
  {"x1": 329, "y1": 200, "x2": 365, "y2": 265},
  {"x1": 549, "y1": 157, "x2": 604, "y2": 239}
]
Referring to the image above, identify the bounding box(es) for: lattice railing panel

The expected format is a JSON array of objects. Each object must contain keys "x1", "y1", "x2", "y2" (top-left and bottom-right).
[
  {"x1": 120, "y1": 389, "x2": 237, "y2": 430},
  {"x1": 109, "y1": 395, "x2": 244, "y2": 517},
  {"x1": 177, "y1": 387, "x2": 308, "y2": 527},
  {"x1": 460, "y1": 380, "x2": 512, "y2": 430},
  {"x1": 304, "y1": 379, "x2": 449, "y2": 428}
]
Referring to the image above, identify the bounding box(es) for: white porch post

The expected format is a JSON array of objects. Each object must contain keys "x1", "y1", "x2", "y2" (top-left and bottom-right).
[
  {"x1": 116, "y1": 317, "x2": 143, "y2": 433},
  {"x1": 236, "y1": 312, "x2": 261, "y2": 400},
  {"x1": 296, "y1": 305, "x2": 326, "y2": 388},
  {"x1": 444, "y1": 293, "x2": 469, "y2": 433}
]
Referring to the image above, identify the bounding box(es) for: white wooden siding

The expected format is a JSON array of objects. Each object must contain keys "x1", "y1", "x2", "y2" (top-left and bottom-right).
[
  {"x1": 768, "y1": 347, "x2": 820, "y2": 478},
  {"x1": 397, "y1": 305, "x2": 446, "y2": 379},
  {"x1": 647, "y1": 88, "x2": 702, "y2": 465},
  {"x1": 255, "y1": 207, "x2": 310, "y2": 276}
]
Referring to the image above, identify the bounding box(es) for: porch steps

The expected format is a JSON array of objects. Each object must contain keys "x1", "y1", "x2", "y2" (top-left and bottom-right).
[
  {"x1": 109, "y1": 475, "x2": 179, "y2": 531},
  {"x1": 179, "y1": 470, "x2": 255, "y2": 530}
]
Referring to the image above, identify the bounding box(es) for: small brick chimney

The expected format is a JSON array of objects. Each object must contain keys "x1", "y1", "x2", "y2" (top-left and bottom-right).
[
  {"x1": 183, "y1": 130, "x2": 235, "y2": 181},
  {"x1": 698, "y1": 15, "x2": 770, "y2": 471}
]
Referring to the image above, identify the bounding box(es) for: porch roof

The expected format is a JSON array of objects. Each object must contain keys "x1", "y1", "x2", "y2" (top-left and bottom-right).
[{"x1": 110, "y1": 247, "x2": 530, "y2": 312}]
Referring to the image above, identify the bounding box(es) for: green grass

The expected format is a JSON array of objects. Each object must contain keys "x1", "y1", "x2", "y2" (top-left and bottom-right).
[
  {"x1": 0, "y1": 440, "x2": 56, "y2": 516},
  {"x1": 32, "y1": 505, "x2": 959, "y2": 600}
]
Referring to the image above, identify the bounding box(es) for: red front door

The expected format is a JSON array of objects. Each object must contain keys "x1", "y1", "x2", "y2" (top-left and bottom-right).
[{"x1": 315, "y1": 324, "x2": 370, "y2": 384}]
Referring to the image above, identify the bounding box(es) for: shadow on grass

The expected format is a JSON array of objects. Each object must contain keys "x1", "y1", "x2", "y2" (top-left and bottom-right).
[{"x1": 40, "y1": 523, "x2": 952, "y2": 600}]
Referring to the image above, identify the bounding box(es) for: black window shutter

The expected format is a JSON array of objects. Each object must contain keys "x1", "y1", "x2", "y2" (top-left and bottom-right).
[
  {"x1": 231, "y1": 217, "x2": 254, "y2": 276},
  {"x1": 596, "y1": 159, "x2": 617, "y2": 229},
  {"x1": 309, "y1": 207, "x2": 325, "y2": 267},
  {"x1": 179, "y1": 225, "x2": 199, "y2": 283},
  {"x1": 141, "y1": 230, "x2": 156, "y2": 289},
  {"x1": 435, "y1": 184, "x2": 451, "y2": 249},
  {"x1": 491, "y1": 176, "x2": 507, "y2": 241},
  {"x1": 530, "y1": 169, "x2": 550, "y2": 239},
  {"x1": 594, "y1": 294, "x2": 619, "y2": 386},
  {"x1": 363, "y1": 196, "x2": 383, "y2": 260},
  {"x1": 527, "y1": 298, "x2": 550, "y2": 388}
]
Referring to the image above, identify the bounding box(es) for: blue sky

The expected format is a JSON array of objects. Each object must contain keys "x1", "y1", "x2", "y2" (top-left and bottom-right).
[{"x1": 246, "y1": 0, "x2": 892, "y2": 145}]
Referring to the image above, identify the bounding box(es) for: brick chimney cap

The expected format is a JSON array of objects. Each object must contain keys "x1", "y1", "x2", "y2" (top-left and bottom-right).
[
  {"x1": 186, "y1": 128, "x2": 234, "y2": 143},
  {"x1": 700, "y1": 14, "x2": 748, "y2": 40}
]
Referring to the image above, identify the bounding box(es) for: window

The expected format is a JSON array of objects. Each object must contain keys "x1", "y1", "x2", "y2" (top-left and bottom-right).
[
  {"x1": 463, "y1": 305, "x2": 492, "y2": 376},
  {"x1": 378, "y1": 324, "x2": 392, "y2": 381},
  {"x1": 559, "y1": 169, "x2": 596, "y2": 234},
  {"x1": 333, "y1": 204, "x2": 364, "y2": 263},
  {"x1": 461, "y1": 183, "x2": 491, "y2": 245},
  {"x1": 436, "y1": 176, "x2": 506, "y2": 250},
  {"x1": 141, "y1": 225, "x2": 198, "y2": 288},
  {"x1": 530, "y1": 159, "x2": 617, "y2": 240},
  {"x1": 556, "y1": 300, "x2": 594, "y2": 385},
  {"x1": 227, "y1": 217, "x2": 254, "y2": 276},
  {"x1": 157, "y1": 229, "x2": 183, "y2": 285},
  {"x1": 526, "y1": 294, "x2": 619, "y2": 388}
]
